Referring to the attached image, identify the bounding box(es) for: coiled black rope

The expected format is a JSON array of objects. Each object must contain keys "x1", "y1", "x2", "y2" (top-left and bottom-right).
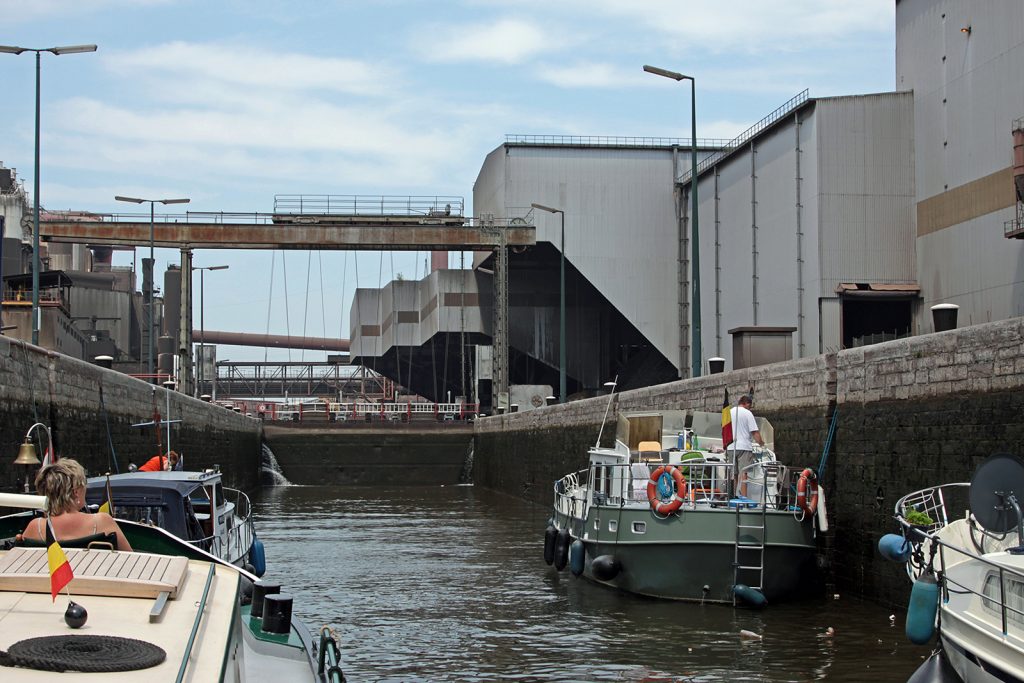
[{"x1": 0, "y1": 635, "x2": 165, "y2": 672}]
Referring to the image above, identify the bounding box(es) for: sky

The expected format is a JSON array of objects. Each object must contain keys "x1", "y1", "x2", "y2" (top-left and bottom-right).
[{"x1": 1, "y1": 0, "x2": 896, "y2": 363}]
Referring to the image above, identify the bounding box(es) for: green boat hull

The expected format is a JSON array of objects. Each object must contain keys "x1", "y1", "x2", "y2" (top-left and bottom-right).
[{"x1": 554, "y1": 504, "x2": 819, "y2": 604}]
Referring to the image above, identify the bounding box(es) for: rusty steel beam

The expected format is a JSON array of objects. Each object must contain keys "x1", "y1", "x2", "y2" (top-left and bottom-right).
[
  {"x1": 39, "y1": 214, "x2": 535, "y2": 250},
  {"x1": 195, "y1": 329, "x2": 350, "y2": 351}
]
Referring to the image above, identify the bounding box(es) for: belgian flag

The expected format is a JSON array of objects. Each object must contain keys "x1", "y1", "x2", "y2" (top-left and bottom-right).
[
  {"x1": 721, "y1": 389, "x2": 734, "y2": 448},
  {"x1": 46, "y1": 518, "x2": 74, "y2": 601}
]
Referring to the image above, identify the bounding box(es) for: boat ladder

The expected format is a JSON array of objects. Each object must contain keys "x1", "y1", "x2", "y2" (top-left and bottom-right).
[{"x1": 732, "y1": 464, "x2": 778, "y2": 604}]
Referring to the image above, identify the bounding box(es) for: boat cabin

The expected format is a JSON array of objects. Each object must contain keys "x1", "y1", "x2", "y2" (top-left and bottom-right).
[{"x1": 85, "y1": 470, "x2": 230, "y2": 551}]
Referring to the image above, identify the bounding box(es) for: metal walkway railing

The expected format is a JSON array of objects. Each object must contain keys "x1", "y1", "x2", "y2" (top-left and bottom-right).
[{"x1": 678, "y1": 89, "x2": 810, "y2": 184}]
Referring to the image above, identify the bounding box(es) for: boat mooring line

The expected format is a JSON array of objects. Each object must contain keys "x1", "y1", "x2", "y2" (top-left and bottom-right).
[{"x1": 99, "y1": 383, "x2": 119, "y2": 474}]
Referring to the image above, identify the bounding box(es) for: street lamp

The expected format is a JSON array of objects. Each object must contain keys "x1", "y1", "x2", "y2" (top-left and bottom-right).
[
  {"x1": 115, "y1": 195, "x2": 190, "y2": 382},
  {"x1": 162, "y1": 379, "x2": 176, "y2": 456},
  {"x1": 644, "y1": 64, "x2": 702, "y2": 378},
  {"x1": 0, "y1": 44, "x2": 97, "y2": 346},
  {"x1": 530, "y1": 202, "x2": 566, "y2": 404},
  {"x1": 195, "y1": 264, "x2": 229, "y2": 396}
]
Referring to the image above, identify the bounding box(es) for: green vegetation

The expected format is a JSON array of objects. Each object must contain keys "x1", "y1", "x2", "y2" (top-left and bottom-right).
[{"x1": 903, "y1": 507, "x2": 934, "y2": 526}]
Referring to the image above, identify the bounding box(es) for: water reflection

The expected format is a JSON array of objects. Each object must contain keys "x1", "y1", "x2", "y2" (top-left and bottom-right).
[{"x1": 252, "y1": 484, "x2": 929, "y2": 682}]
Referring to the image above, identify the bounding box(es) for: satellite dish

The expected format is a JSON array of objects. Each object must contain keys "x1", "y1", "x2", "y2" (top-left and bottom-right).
[
  {"x1": 510, "y1": 217, "x2": 527, "y2": 225},
  {"x1": 969, "y1": 452, "x2": 1024, "y2": 533}
]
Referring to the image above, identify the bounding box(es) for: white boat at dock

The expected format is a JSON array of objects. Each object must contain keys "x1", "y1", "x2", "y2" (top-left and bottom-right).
[
  {"x1": 879, "y1": 452, "x2": 1024, "y2": 683},
  {"x1": 82, "y1": 468, "x2": 267, "y2": 575}
]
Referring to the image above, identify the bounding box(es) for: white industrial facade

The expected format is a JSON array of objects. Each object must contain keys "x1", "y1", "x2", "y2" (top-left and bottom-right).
[
  {"x1": 896, "y1": 0, "x2": 1024, "y2": 324},
  {"x1": 687, "y1": 91, "x2": 916, "y2": 367},
  {"x1": 474, "y1": 141, "x2": 709, "y2": 378},
  {"x1": 352, "y1": 0, "x2": 1024, "y2": 401},
  {"x1": 471, "y1": 93, "x2": 917, "y2": 379}
]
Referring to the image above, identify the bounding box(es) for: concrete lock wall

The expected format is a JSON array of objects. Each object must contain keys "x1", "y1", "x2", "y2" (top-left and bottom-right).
[
  {"x1": 0, "y1": 335, "x2": 263, "y2": 494},
  {"x1": 264, "y1": 424, "x2": 474, "y2": 486},
  {"x1": 473, "y1": 317, "x2": 1024, "y2": 608}
]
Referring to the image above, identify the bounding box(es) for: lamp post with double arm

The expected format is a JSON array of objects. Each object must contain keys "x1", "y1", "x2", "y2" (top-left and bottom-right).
[
  {"x1": 114, "y1": 196, "x2": 190, "y2": 382},
  {"x1": 0, "y1": 44, "x2": 97, "y2": 345}
]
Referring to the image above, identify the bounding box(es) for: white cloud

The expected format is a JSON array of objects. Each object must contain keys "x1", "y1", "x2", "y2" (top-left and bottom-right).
[
  {"x1": 535, "y1": 61, "x2": 641, "y2": 89},
  {"x1": 466, "y1": 0, "x2": 892, "y2": 54},
  {"x1": 1, "y1": 0, "x2": 172, "y2": 25},
  {"x1": 106, "y1": 42, "x2": 397, "y2": 97},
  {"x1": 412, "y1": 18, "x2": 556, "y2": 64}
]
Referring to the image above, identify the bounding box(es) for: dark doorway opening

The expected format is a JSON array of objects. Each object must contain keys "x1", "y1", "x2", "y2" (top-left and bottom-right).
[{"x1": 841, "y1": 298, "x2": 913, "y2": 348}]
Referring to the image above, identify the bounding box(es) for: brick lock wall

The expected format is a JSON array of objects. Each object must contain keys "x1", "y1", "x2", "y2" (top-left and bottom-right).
[
  {"x1": 0, "y1": 336, "x2": 262, "y2": 494},
  {"x1": 473, "y1": 318, "x2": 1024, "y2": 607}
]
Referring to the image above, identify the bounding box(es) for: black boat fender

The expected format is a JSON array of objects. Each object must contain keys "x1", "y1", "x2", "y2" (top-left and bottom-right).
[
  {"x1": 591, "y1": 554, "x2": 621, "y2": 581},
  {"x1": 732, "y1": 584, "x2": 767, "y2": 608},
  {"x1": 543, "y1": 525, "x2": 557, "y2": 565},
  {"x1": 569, "y1": 539, "x2": 585, "y2": 576},
  {"x1": 553, "y1": 528, "x2": 571, "y2": 571}
]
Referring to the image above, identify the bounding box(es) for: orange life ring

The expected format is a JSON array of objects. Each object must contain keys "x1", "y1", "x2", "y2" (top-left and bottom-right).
[
  {"x1": 647, "y1": 465, "x2": 687, "y2": 515},
  {"x1": 796, "y1": 468, "x2": 819, "y2": 516}
]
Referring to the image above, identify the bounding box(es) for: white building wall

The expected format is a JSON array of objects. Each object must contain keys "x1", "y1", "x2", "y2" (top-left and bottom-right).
[
  {"x1": 897, "y1": 0, "x2": 1024, "y2": 323},
  {"x1": 349, "y1": 289, "x2": 381, "y2": 358},
  {"x1": 694, "y1": 92, "x2": 914, "y2": 369},
  {"x1": 706, "y1": 148, "x2": 755, "y2": 353},
  {"x1": 477, "y1": 144, "x2": 683, "y2": 373},
  {"x1": 797, "y1": 111, "x2": 824, "y2": 355},
  {"x1": 816, "y1": 93, "x2": 917, "y2": 295},
  {"x1": 750, "y1": 123, "x2": 802, "y2": 329}
]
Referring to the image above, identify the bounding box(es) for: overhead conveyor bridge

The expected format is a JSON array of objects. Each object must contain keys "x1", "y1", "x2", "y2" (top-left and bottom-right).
[{"x1": 38, "y1": 194, "x2": 535, "y2": 250}]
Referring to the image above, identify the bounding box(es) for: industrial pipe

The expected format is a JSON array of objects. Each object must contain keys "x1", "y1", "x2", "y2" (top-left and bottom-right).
[{"x1": 193, "y1": 330, "x2": 350, "y2": 352}]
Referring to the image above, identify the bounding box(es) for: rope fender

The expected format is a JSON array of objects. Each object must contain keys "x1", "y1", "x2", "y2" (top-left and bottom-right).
[{"x1": 0, "y1": 635, "x2": 166, "y2": 673}]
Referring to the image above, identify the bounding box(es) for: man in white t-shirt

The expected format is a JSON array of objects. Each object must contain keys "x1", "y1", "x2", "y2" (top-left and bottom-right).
[{"x1": 731, "y1": 395, "x2": 764, "y2": 497}]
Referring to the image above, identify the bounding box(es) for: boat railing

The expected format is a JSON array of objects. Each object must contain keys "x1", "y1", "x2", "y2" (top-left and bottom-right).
[
  {"x1": 177, "y1": 562, "x2": 217, "y2": 683},
  {"x1": 555, "y1": 457, "x2": 806, "y2": 515},
  {"x1": 190, "y1": 487, "x2": 255, "y2": 563},
  {"x1": 318, "y1": 626, "x2": 346, "y2": 682},
  {"x1": 554, "y1": 469, "x2": 589, "y2": 519},
  {"x1": 896, "y1": 482, "x2": 1024, "y2": 636}
]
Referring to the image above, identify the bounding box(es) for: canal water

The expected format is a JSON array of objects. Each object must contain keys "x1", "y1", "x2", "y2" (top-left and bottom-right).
[{"x1": 252, "y1": 483, "x2": 931, "y2": 682}]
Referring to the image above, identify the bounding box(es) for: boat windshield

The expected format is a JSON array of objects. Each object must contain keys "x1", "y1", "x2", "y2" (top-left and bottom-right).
[
  {"x1": 982, "y1": 572, "x2": 1024, "y2": 627},
  {"x1": 107, "y1": 504, "x2": 167, "y2": 528}
]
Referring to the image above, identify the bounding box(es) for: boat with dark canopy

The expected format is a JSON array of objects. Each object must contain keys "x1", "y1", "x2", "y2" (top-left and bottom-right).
[{"x1": 82, "y1": 468, "x2": 266, "y2": 575}]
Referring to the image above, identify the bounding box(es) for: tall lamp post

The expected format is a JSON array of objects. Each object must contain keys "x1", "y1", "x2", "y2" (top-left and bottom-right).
[
  {"x1": 195, "y1": 264, "x2": 229, "y2": 396},
  {"x1": 114, "y1": 196, "x2": 190, "y2": 382},
  {"x1": 0, "y1": 44, "x2": 97, "y2": 346},
  {"x1": 644, "y1": 64, "x2": 702, "y2": 378},
  {"x1": 531, "y1": 203, "x2": 566, "y2": 404}
]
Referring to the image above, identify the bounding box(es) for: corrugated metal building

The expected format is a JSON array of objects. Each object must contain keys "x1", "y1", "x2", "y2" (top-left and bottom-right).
[
  {"x1": 473, "y1": 138, "x2": 721, "y2": 390},
  {"x1": 897, "y1": 0, "x2": 1024, "y2": 324},
  {"x1": 686, "y1": 91, "x2": 916, "y2": 365},
  {"x1": 352, "y1": 0, "x2": 1024, "y2": 403}
]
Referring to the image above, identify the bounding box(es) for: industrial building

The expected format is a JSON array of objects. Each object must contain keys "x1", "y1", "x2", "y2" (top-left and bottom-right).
[
  {"x1": 348, "y1": 0, "x2": 1024, "y2": 410},
  {"x1": 3, "y1": 0, "x2": 1022, "y2": 410}
]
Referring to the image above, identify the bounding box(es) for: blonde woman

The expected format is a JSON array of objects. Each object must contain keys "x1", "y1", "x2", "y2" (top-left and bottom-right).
[{"x1": 21, "y1": 459, "x2": 133, "y2": 551}]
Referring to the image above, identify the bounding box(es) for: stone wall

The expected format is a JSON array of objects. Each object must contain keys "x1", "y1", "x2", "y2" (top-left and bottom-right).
[
  {"x1": 473, "y1": 319, "x2": 1024, "y2": 608},
  {"x1": 0, "y1": 336, "x2": 263, "y2": 494}
]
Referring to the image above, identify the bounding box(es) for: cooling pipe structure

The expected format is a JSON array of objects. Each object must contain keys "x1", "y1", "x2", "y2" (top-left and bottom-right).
[{"x1": 193, "y1": 330, "x2": 350, "y2": 352}]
